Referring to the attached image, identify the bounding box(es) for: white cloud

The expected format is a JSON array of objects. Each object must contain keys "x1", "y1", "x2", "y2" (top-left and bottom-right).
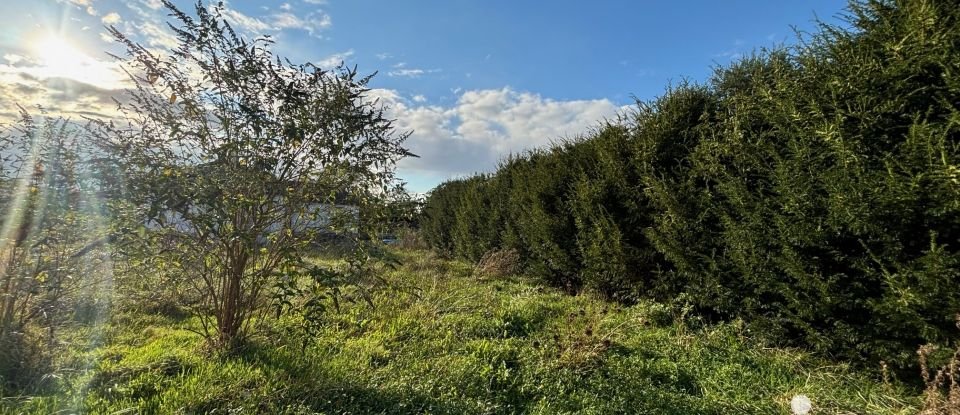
[
  {"x1": 113, "y1": 1, "x2": 181, "y2": 51},
  {"x1": 102, "y1": 12, "x2": 122, "y2": 24},
  {"x1": 0, "y1": 63, "x2": 128, "y2": 122},
  {"x1": 57, "y1": 0, "x2": 96, "y2": 12},
  {"x1": 3, "y1": 54, "x2": 25, "y2": 64},
  {"x1": 139, "y1": 21, "x2": 180, "y2": 49},
  {"x1": 714, "y1": 39, "x2": 747, "y2": 61},
  {"x1": 271, "y1": 12, "x2": 303, "y2": 29},
  {"x1": 0, "y1": 60, "x2": 127, "y2": 93},
  {"x1": 412, "y1": 94, "x2": 426, "y2": 103},
  {"x1": 215, "y1": 4, "x2": 331, "y2": 37},
  {"x1": 280, "y1": 3, "x2": 292, "y2": 11},
  {"x1": 388, "y1": 66, "x2": 441, "y2": 78},
  {"x1": 269, "y1": 11, "x2": 331, "y2": 35},
  {"x1": 375, "y1": 52, "x2": 392, "y2": 60},
  {"x1": 55, "y1": 0, "x2": 97, "y2": 14},
  {"x1": 369, "y1": 87, "x2": 626, "y2": 179},
  {"x1": 219, "y1": 6, "x2": 271, "y2": 33},
  {"x1": 141, "y1": 0, "x2": 163, "y2": 10},
  {"x1": 315, "y1": 49, "x2": 354, "y2": 68},
  {"x1": 388, "y1": 68, "x2": 424, "y2": 77}
]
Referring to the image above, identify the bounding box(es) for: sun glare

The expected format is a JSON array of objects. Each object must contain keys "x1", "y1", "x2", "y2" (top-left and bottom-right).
[
  {"x1": 29, "y1": 34, "x2": 125, "y2": 90},
  {"x1": 34, "y1": 35, "x2": 91, "y2": 71}
]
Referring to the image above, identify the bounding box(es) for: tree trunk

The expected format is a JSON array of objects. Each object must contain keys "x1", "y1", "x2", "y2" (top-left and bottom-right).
[
  {"x1": 217, "y1": 245, "x2": 248, "y2": 347},
  {"x1": 0, "y1": 248, "x2": 20, "y2": 339}
]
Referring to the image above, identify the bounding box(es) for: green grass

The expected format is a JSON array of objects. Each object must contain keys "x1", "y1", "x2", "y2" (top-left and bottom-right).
[{"x1": 1, "y1": 250, "x2": 922, "y2": 414}]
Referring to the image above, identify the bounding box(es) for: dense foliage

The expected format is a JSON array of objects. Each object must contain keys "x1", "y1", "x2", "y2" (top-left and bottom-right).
[
  {"x1": 90, "y1": 1, "x2": 410, "y2": 347},
  {"x1": 421, "y1": 0, "x2": 960, "y2": 372}
]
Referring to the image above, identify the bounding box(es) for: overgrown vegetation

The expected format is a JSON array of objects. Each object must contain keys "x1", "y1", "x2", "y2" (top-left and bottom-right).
[
  {"x1": 421, "y1": 0, "x2": 960, "y2": 375},
  {"x1": 919, "y1": 335, "x2": 960, "y2": 414},
  {"x1": 0, "y1": 111, "x2": 112, "y2": 393},
  {"x1": 0, "y1": 250, "x2": 925, "y2": 414},
  {"x1": 1, "y1": 0, "x2": 409, "y2": 399},
  {"x1": 1, "y1": 0, "x2": 956, "y2": 412}
]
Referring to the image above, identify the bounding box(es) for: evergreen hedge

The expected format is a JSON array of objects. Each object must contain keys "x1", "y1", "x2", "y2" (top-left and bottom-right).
[{"x1": 420, "y1": 0, "x2": 960, "y2": 372}]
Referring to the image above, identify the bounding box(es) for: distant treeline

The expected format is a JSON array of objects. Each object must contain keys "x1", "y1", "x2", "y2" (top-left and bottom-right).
[{"x1": 420, "y1": 0, "x2": 960, "y2": 371}]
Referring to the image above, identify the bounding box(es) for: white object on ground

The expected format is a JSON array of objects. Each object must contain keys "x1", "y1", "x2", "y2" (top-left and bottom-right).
[{"x1": 791, "y1": 394, "x2": 812, "y2": 415}]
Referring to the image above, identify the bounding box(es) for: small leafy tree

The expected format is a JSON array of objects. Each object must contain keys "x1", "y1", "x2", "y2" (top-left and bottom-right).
[{"x1": 92, "y1": 1, "x2": 410, "y2": 347}]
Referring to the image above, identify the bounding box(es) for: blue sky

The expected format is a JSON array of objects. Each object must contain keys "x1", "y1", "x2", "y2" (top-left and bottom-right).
[{"x1": 0, "y1": 0, "x2": 848, "y2": 193}]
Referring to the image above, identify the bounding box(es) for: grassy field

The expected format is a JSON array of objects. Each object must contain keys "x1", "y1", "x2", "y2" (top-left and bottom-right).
[{"x1": 1, "y1": 249, "x2": 922, "y2": 414}]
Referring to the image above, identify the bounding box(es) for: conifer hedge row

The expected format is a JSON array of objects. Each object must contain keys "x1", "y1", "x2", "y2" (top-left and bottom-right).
[{"x1": 420, "y1": 0, "x2": 960, "y2": 371}]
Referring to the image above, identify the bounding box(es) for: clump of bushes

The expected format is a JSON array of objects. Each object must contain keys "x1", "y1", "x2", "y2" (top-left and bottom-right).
[{"x1": 420, "y1": 0, "x2": 960, "y2": 373}]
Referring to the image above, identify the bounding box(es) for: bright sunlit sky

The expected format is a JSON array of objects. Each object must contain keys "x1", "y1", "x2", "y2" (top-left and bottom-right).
[{"x1": 0, "y1": 0, "x2": 848, "y2": 193}]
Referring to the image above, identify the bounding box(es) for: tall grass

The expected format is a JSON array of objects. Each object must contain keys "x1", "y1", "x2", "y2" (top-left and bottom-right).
[{"x1": 0, "y1": 250, "x2": 924, "y2": 414}]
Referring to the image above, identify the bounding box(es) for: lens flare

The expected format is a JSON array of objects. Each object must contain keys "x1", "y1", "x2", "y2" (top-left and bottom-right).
[{"x1": 29, "y1": 34, "x2": 125, "y2": 89}]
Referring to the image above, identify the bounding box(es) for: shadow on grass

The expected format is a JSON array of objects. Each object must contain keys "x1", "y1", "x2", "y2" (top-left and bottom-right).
[{"x1": 232, "y1": 340, "x2": 479, "y2": 414}]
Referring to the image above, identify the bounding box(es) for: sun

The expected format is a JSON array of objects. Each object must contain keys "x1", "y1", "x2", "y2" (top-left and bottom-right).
[
  {"x1": 33, "y1": 35, "x2": 92, "y2": 73},
  {"x1": 29, "y1": 34, "x2": 125, "y2": 90}
]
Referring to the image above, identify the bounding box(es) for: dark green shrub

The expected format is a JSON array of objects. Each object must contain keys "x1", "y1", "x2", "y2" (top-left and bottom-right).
[{"x1": 420, "y1": 0, "x2": 960, "y2": 372}]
